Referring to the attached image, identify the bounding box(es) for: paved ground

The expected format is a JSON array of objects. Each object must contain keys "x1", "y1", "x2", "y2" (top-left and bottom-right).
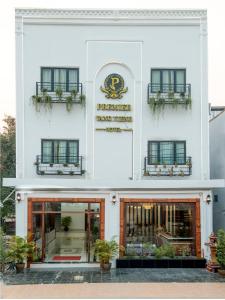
[
  {"x1": 3, "y1": 267, "x2": 225, "y2": 284},
  {"x1": 2, "y1": 282, "x2": 225, "y2": 299},
  {"x1": 1, "y1": 268, "x2": 225, "y2": 299}
]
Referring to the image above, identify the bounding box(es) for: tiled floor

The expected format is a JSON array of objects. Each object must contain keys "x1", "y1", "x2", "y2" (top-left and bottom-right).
[{"x1": 3, "y1": 268, "x2": 225, "y2": 285}]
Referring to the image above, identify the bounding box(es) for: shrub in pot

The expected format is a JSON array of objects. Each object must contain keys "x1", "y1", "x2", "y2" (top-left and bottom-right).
[
  {"x1": 61, "y1": 216, "x2": 72, "y2": 232},
  {"x1": 7, "y1": 236, "x2": 35, "y2": 272},
  {"x1": 217, "y1": 229, "x2": 225, "y2": 276},
  {"x1": 0, "y1": 229, "x2": 8, "y2": 273},
  {"x1": 95, "y1": 238, "x2": 124, "y2": 271}
]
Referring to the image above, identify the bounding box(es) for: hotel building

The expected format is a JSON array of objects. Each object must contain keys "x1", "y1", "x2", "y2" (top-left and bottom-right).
[{"x1": 4, "y1": 8, "x2": 225, "y2": 266}]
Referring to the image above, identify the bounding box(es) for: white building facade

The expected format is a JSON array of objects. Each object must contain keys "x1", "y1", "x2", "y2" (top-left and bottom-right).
[{"x1": 4, "y1": 9, "x2": 225, "y2": 265}]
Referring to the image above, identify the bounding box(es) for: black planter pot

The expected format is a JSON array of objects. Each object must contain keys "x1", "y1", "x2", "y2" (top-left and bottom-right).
[
  {"x1": 16, "y1": 263, "x2": 25, "y2": 273},
  {"x1": 100, "y1": 262, "x2": 112, "y2": 272},
  {"x1": 64, "y1": 226, "x2": 69, "y2": 232}
]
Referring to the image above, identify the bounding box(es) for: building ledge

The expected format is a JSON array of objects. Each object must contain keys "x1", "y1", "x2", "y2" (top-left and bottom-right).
[{"x1": 3, "y1": 178, "x2": 225, "y2": 191}]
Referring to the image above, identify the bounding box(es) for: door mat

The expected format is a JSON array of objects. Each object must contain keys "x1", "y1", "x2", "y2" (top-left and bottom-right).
[{"x1": 52, "y1": 256, "x2": 81, "y2": 261}]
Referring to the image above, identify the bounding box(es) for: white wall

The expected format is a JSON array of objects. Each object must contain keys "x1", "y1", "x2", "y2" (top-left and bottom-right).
[
  {"x1": 15, "y1": 16, "x2": 209, "y2": 182},
  {"x1": 210, "y1": 111, "x2": 225, "y2": 230}
]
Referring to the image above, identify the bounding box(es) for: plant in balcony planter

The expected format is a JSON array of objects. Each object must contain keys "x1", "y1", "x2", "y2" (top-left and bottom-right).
[
  {"x1": 40, "y1": 171, "x2": 45, "y2": 175},
  {"x1": 185, "y1": 96, "x2": 192, "y2": 109},
  {"x1": 57, "y1": 170, "x2": 63, "y2": 175},
  {"x1": 79, "y1": 94, "x2": 86, "y2": 105},
  {"x1": 61, "y1": 216, "x2": 72, "y2": 232},
  {"x1": 74, "y1": 163, "x2": 80, "y2": 168},
  {"x1": 49, "y1": 163, "x2": 53, "y2": 167},
  {"x1": 65, "y1": 96, "x2": 73, "y2": 112},
  {"x1": 143, "y1": 171, "x2": 149, "y2": 176},
  {"x1": 179, "y1": 170, "x2": 185, "y2": 177},
  {"x1": 63, "y1": 163, "x2": 68, "y2": 167},
  {"x1": 55, "y1": 87, "x2": 63, "y2": 102},
  {"x1": 7, "y1": 236, "x2": 35, "y2": 273},
  {"x1": 217, "y1": 229, "x2": 225, "y2": 276},
  {"x1": 69, "y1": 171, "x2": 74, "y2": 176},
  {"x1": 95, "y1": 238, "x2": 124, "y2": 271},
  {"x1": 32, "y1": 95, "x2": 43, "y2": 112}
]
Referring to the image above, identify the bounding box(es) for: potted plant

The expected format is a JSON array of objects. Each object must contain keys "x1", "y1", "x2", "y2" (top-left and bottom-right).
[
  {"x1": 95, "y1": 238, "x2": 123, "y2": 271},
  {"x1": 61, "y1": 216, "x2": 72, "y2": 232},
  {"x1": 0, "y1": 229, "x2": 8, "y2": 273},
  {"x1": 7, "y1": 236, "x2": 35, "y2": 273},
  {"x1": 217, "y1": 229, "x2": 225, "y2": 276}
]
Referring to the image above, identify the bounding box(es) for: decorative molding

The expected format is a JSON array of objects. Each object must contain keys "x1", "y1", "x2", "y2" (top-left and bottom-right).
[{"x1": 15, "y1": 8, "x2": 207, "y2": 19}]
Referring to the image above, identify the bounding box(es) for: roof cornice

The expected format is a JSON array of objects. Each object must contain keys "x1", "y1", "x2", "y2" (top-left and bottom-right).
[{"x1": 15, "y1": 8, "x2": 207, "y2": 19}]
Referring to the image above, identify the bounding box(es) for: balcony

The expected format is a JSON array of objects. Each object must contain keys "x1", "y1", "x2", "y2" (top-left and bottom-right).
[
  {"x1": 32, "y1": 82, "x2": 85, "y2": 111},
  {"x1": 35, "y1": 155, "x2": 84, "y2": 176},
  {"x1": 147, "y1": 83, "x2": 192, "y2": 112},
  {"x1": 144, "y1": 156, "x2": 192, "y2": 177}
]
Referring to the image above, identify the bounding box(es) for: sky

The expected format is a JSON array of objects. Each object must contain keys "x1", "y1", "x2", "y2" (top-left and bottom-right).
[{"x1": 0, "y1": 0, "x2": 225, "y2": 131}]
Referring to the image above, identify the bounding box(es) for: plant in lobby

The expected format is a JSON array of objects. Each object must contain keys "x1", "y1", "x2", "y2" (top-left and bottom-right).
[
  {"x1": 61, "y1": 216, "x2": 72, "y2": 232},
  {"x1": 95, "y1": 237, "x2": 124, "y2": 271},
  {"x1": 217, "y1": 229, "x2": 225, "y2": 275},
  {"x1": 7, "y1": 236, "x2": 35, "y2": 273}
]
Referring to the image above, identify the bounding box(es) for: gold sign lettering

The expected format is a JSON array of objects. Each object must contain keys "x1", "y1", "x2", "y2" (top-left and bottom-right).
[
  {"x1": 97, "y1": 104, "x2": 131, "y2": 111},
  {"x1": 96, "y1": 115, "x2": 132, "y2": 122}
]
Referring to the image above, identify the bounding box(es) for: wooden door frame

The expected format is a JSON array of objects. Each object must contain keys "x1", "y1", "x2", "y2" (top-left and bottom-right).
[
  {"x1": 28, "y1": 197, "x2": 105, "y2": 262},
  {"x1": 120, "y1": 198, "x2": 201, "y2": 258}
]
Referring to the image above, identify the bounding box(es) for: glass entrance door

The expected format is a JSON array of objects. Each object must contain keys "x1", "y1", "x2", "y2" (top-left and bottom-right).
[{"x1": 31, "y1": 201, "x2": 101, "y2": 263}]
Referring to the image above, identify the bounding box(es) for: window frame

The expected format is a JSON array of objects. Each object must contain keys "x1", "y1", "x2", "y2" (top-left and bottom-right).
[
  {"x1": 41, "y1": 139, "x2": 79, "y2": 164},
  {"x1": 40, "y1": 67, "x2": 79, "y2": 92},
  {"x1": 151, "y1": 68, "x2": 186, "y2": 93},
  {"x1": 147, "y1": 140, "x2": 186, "y2": 165}
]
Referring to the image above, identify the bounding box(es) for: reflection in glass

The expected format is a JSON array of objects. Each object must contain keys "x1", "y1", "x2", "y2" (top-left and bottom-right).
[{"x1": 125, "y1": 202, "x2": 196, "y2": 257}]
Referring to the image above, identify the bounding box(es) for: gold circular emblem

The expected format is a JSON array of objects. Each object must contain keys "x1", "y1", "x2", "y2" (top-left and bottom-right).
[{"x1": 100, "y1": 73, "x2": 128, "y2": 99}]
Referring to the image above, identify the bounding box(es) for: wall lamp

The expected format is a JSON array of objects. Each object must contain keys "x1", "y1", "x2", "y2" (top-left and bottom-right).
[
  {"x1": 16, "y1": 193, "x2": 21, "y2": 202},
  {"x1": 205, "y1": 194, "x2": 212, "y2": 205},
  {"x1": 112, "y1": 195, "x2": 117, "y2": 205}
]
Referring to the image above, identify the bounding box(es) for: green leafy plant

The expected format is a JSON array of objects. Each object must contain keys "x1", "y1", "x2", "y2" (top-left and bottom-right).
[
  {"x1": 79, "y1": 94, "x2": 86, "y2": 105},
  {"x1": 65, "y1": 96, "x2": 73, "y2": 112},
  {"x1": 155, "y1": 244, "x2": 176, "y2": 259},
  {"x1": 95, "y1": 237, "x2": 124, "y2": 264},
  {"x1": 0, "y1": 229, "x2": 8, "y2": 273},
  {"x1": 61, "y1": 216, "x2": 72, "y2": 231},
  {"x1": 32, "y1": 95, "x2": 43, "y2": 111},
  {"x1": 55, "y1": 87, "x2": 63, "y2": 101},
  {"x1": 217, "y1": 229, "x2": 225, "y2": 269},
  {"x1": 185, "y1": 96, "x2": 192, "y2": 109},
  {"x1": 7, "y1": 236, "x2": 35, "y2": 264},
  {"x1": 57, "y1": 170, "x2": 63, "y2": 175}
]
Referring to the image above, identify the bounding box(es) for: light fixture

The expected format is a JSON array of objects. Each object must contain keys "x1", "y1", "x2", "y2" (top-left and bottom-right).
[
  {"x1": 112, "y1": 195, "x2": 117, "y2": 205},
  {"x1": 16, "y1": 193, "x2": 21, "y2": 202},
  {"x1": 205, "y1": 194, "x2": 211, "y2": 205}
]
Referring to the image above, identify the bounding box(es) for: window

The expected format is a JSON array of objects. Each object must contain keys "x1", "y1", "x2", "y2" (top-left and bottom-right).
[
  {"x1": 41, "y1": 139, "x2": 79, "y2": 164},
  {"x1": 151, "y1": 69, "x2": 186, "y2": 93},
  {"x1": 148, "y1": 141, "x2": 186, "y2": 165},
  {"x1": 41, "y1": 67, "x2": 79, "y2": 92}
]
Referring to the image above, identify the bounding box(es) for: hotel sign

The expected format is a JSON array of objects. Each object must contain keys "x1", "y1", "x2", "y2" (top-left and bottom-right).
[
  {"x1": 100, "y1": 73, "x2": 128, "y2": 99},
  {"x1": 96, "y1": 73, "x2": 132, "y2": 132}
]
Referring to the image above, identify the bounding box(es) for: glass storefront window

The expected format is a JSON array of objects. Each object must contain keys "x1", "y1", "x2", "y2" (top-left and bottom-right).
[{"x1": 124, "y1": 202, "x2": 196, "y2": 257}]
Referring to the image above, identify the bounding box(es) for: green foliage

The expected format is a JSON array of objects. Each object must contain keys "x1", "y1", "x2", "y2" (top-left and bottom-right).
[
  {"x1": 0, "y1": 116, "x2": 16, "y2": 221},
  {"x1": 7, "y1": 236, "x2": 35, "y2": 264},
  {"x1": 155, "y1": 244, "x2": 176, "y2": 259},
  {"x1": 55, "y1": 87, "x2": 63, "y2": 101},
  {"x1": 95, "y1": 237, "x2": 123, "y2": 264},
  {"x1": 0, "y1": 229, "x2": 8, "y2": 266},
  {"x1": 79, "y1": 94, "x2": 86, "y2": 105},
  {"x1": 32, "y1": 89, "x2": 52, "y2": 111},
  {"x1": 61, "y1": 216, "x2": 72, "y2": 228},
  {"x1": 217, "y1": 229, "x2": 225, "y2": 269}
]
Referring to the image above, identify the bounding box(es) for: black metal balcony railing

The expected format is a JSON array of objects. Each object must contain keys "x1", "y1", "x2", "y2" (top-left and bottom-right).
[
  {"x1": 35, "y1": 82, "x2": 83, "y2": 103},
  {"x1": 147, "y1": 83, "x2": 192, "y2": 107},
  {"x1": 144, "y1": 156, "x2": 192, "y2": 176},
  {"x1": 35, "y1": 155, "x2": 84, "y2": 175}
]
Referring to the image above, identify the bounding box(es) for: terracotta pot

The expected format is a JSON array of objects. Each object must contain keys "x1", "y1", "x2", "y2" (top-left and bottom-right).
[
  {"x1": 218, "y1": 269, "x2": 225, "y2": 276},
  {"x1": 16, "y1": 263, "x2": 25, "y2": 273},
  {"x1": 100, "y1": 262, "x2": 111, "y2": 272}
]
